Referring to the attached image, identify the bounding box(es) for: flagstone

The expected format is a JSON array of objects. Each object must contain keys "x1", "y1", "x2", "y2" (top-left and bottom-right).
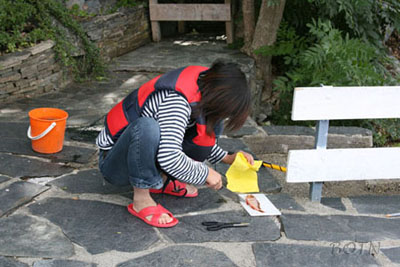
[
  {"x1": 0, "y1": 256, "x2": 29, "y2": 267},
  {"x1": 0, "y1": 181, "x2": 48, "y2": 217},
  {"x1": 117, "y1": 245, "x2": 236, "y2": 267},
  {"x1": 349, "y1": 195, "x2": 400, "y2": 215},
  {"x1": 49, "y1": 169, "x2": 132, "y2": 194},
  {"x1": 0, "y1": 175, "x2": 9, "y2": 184},
  {"x1": 253, "y1": 243, "x2": 378, "y2": 267},
  {"x1": 321, "y1": 197, "x2": 346, "y2": 211},
  {"x1": 33, "y1": 259, "x2": 96, "y2": 267},
  {"x1": 29, "y1": 198, "x2": 159, "y2": 254},
  {"x1": 282, "y1": 214, "x2": 400, "y2": 242},
  {"x1": 160, "y1": 211, "x2": 280, "y2": 243},
  {"x1": 0, "y1": 138, "x2": 96, "y2": 164},
  {"x1": 267, "y1": 193, "x2": 304, "y2": 211},
  {"x1": 0, "y1": 214, "x2": 74, "y2": 258},
  {"x1": 0, "y1": 153, "x2": 73, "y2": 178},
  {"x1": 381, "y1": 247, "x2": 400, "y2": 264}
]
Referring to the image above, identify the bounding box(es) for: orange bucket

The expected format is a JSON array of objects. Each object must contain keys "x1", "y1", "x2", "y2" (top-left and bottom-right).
[{"x1": 27, "y1": 108, "x2": 68, "y2": 154}]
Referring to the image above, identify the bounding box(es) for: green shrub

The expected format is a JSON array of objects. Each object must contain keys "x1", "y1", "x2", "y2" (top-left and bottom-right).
[
  {"x1": 259, "y1": 19, "x2": 400, "y2": 146},
  {"x1": 0, "y1": 0, "x2": 104, "y2": 80}
]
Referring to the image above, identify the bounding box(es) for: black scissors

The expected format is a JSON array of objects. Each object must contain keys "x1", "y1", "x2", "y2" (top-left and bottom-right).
[{"x1": 201, "y1": 221, "x2": 250, "y2": 231}]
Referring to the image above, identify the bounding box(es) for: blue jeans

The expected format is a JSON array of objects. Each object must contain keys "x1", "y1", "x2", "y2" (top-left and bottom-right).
[{"x1": 98, "y1": 117, "x2": 164, "y2": 189}]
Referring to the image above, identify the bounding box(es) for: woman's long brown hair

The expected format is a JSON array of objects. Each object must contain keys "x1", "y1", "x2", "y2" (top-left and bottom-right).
[{"x1": 195, "y1": 60, "x2": 251, "y2": 135}]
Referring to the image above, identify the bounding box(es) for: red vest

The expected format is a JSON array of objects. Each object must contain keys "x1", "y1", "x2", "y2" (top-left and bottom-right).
[{"x1": 104, "y1": 66, "x2": 216, "y2": 161}]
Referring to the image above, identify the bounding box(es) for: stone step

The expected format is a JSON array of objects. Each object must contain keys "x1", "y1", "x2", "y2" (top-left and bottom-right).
[{"x1": 244, "y1": 125, "x2": 373, "y2": 154}]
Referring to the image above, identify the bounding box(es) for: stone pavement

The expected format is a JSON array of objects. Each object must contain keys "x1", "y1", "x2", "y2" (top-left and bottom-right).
[{"x1": 0, "y1": 40, "x2": 400, "y2": 267}]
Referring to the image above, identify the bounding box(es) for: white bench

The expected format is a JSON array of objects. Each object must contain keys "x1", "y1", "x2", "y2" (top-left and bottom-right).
[{"x1": 286, "y1": 85, "x2": 400, "y2": 201}]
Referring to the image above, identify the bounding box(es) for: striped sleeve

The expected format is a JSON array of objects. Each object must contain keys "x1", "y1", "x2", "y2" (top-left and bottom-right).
[
  {"x1": 207, "y1": 144, "x2": 227, "y2": 164},
  {"x1": 142, "y1": 91, "x2": 209, "y2": 185},
  {"x1": 96, "y1": 128, "x2": 114, "y2": 150}
]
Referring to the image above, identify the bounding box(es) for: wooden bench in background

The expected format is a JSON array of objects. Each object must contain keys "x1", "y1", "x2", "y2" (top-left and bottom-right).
[
  {"x1": 149, "y1": 0, "x2": 233, "y2": 43},
  {"x1": 286, "y1": 85, "x2": 400, "y2": 201}
]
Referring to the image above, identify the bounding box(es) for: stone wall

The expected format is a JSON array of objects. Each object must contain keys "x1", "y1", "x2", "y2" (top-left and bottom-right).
[
  {"x1": 0, "y1": 40, "x2": 67, "y2": 102},
  {"x1": 0, "y1": 4, "x2": 150, "y2": 102},
  {"x1": 82, "y1": 6, "x2": 150, "y2": 61}
]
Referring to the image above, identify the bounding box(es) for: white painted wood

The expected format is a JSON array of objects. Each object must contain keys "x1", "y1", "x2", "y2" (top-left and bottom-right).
[
  {"x1": 286, "y1": 147, "x2": 400, "y2": 183},
  {"x1": 291, "y1": 86, "x2": 400, "y2": 121}
]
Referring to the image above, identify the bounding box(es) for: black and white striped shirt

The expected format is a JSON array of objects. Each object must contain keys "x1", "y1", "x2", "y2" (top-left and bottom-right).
[{"x1": 96, "y1": 90, "x2": 227, "y2": 185}]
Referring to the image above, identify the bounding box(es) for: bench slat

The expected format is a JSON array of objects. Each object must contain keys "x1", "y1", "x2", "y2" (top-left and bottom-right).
[
  {"x1": 292, "y1": 86, "x2": 400, "y2": 121},
  {"x1": 286, "y1": 147, "x2": 400, "y2": 183},
  {"x1": 150, "y1": 4, "x2": 231, "y2": 21}
]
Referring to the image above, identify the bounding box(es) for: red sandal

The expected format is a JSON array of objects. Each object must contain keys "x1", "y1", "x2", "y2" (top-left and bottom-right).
[
  {"x1": 127, "y1": 203, "x2": 178, "y2": 228},
  {"x1": 149, "y1": 179, "x2": 198, "y2": 198}
]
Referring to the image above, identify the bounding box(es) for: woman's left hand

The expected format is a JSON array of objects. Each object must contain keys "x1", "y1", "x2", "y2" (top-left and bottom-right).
[{"x1": 222, "y1": 150, "x2": 254, "y2": 165}]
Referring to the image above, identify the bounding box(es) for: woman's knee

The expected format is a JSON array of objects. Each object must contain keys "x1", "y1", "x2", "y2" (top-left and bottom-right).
[{"x1": 130, "y1": 117, "x2": 160, "y2": 145}]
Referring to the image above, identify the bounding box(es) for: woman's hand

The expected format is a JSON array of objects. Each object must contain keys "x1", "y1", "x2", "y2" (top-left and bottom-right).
[
  {"x1": 205, "y1": 167, "x2": 222, "y2": 190},
  {"x1": 222, "y1": 150, "x2": 255, "y2": 165}
]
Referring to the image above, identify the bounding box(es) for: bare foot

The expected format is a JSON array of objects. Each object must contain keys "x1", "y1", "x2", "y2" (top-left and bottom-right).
[
  {"x1": 133, "y1": 199, "x2": 173, "y2": 224},
  {"x1": 185, "y1": 183, "x2": 198, "y2": 196},
  {"x1": 133, "y1": 187, "x2": 173, "y2": 225}
]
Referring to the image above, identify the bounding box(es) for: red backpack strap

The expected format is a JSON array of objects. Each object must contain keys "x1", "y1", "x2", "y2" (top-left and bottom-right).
[{"x1": 175, "y1": 66, "x2": 208, "y2": 103}]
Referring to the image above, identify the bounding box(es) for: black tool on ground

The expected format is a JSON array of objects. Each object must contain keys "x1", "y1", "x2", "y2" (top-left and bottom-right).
[{"x1": 201, "y1": 221, "x2": 250, "y2": 231}]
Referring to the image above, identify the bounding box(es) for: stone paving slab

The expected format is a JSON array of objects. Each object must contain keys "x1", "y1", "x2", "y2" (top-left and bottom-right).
[
  {"x1": 152, "y1": 188, "x2": 225, "y2": 214},
  {"x1": 120, "y1": 188, "x2": 225, "y2": 215},
  {"x1": 66, "y1": 128, "x2": 100, "y2": 143},
  {"x1": 0, "y1": 153, "x2": 73, "y2": 178},
  {"x1": 117, "y1": 245, "x2": 236, "y2": 267},
  {"x1": 282, "y1": 214, "x2": 400, "y2": 242},
  {"x1": 111, "y1": 41, "x2": 255, "y2": 74},
  {"x1": 160, "y1": 211, "x2": 280, "y2": 243},
  {"x1": 29, "y1": 198, "x2": 159, "y2": 254},
  {"x1": 0, "y1": 122, "x2": 29, "y2": 139},
  {"x1": 349, "y1": 195, "x2": 400, "y2": 215},
  {"x1": 266, "y1": 193, "x2": 304, "y2": 211},
  {"x1": 381, "y1": 247, "x2": 400, "y2": 264},
  {"x1": 321, "y1": 197, "x2": 346, "y2": 211},
  {"x1": 0, "y1": 181, "x2": 49, "y2": 217},
  {"x1": 253, "y1": 243, "x2": 378, "y2": 267},
  {"x1": 0, "y1": 175, "x2": 9, "y2": 184},
  {"x1": 49, "y1": 169, "x2": 132, "y2": 194},
  {"x1": 0, "y1": 256, "x2": 29, "y2": 267},
  {"x1": 0, "y1": 137, "x2": 96, "y2": 164},
  {"x1": 0, "y1": 214, "x2": 74, "y2": 258},
  {"x1": 33, "y1": 259, "x2": 97, "y2": 267}
]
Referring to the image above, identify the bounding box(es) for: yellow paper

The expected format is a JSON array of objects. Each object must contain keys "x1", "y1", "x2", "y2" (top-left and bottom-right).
[{"x1": 226, "y1": 152, "x2": 262, "y2": 193}]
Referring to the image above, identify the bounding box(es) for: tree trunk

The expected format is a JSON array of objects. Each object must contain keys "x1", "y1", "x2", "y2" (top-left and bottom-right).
[
  {"x1": 251, "y1": 0, "x2": 286, "y2": 108},
  {"x1": 241, "y1": 0, "x2": 255, "y2": 55}
]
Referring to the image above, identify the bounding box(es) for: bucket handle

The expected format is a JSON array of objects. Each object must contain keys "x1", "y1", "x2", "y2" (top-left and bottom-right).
[{"x1": 27, "y1": 122, "x2": 57, "y2": 140}]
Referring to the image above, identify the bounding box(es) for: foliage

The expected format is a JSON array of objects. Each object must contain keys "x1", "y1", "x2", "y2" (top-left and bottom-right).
[
  {"x1": 107, "y1": 0, "x2": 147, "y2": 14},
  {"x1": 254, "y1": 21, "x2": 307, "y2": 66},
  {"x1": 69, "y1": 4, "x2": 96, "y2": 19},
  {"x1": 0, "y1": 0, "x2": 45, "y2": 53},
  {"x1": 308, "y1": 0, "x2": 400, "y2": 47},
  {"x1": 0, "y1": 0, "x2": 104, "y2": 80},
  {"x1": 262, "y1": 18, "x2": 399, "y2": 145}
]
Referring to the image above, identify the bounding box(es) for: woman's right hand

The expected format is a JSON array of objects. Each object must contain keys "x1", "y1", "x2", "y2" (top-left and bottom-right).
[{"x1": 205, "y1": 167, "x2": 222, "y2": 190}]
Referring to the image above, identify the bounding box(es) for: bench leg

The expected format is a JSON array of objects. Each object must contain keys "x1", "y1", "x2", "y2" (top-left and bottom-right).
[
  {"x1": 225, "y1": 0, "x2": 233, "y2": 44},
  {"x1": 151, "y1": 21, "x2": 161, "y2": 42},
  {"x1": 309, "y1": 119, "x2": 329, "y2": 202},
  {"x1": 309, "y1": 182, "x2": 323, "y2": 202}
]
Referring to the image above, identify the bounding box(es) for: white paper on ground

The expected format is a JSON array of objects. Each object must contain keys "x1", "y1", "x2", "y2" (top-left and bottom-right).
[{"x1": 239, "y1": 194, "x2": 281, "y2": 216}]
